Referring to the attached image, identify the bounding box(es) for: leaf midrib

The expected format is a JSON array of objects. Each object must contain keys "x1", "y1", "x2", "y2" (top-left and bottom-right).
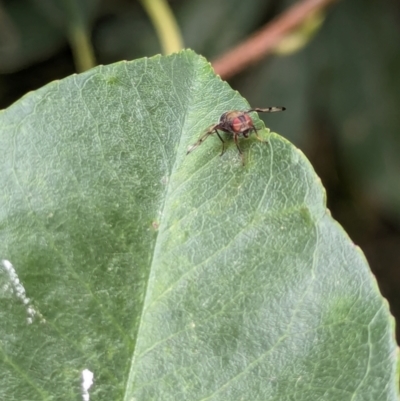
[{"x1": 122, "y1": 53, "x2": 202, "y2": 399}]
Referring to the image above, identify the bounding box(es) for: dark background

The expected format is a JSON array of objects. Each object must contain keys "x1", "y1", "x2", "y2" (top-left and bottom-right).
[{"x1": 1, "y1": 0, "x2": 399, "y2": 340}]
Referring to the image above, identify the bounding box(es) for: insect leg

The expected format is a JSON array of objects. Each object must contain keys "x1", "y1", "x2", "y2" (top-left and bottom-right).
[
  {"x1": 215, "y1": 131, "x2": 226, "y2": 156},
  {"x1": 186, "y1": 125, "x2": 218, "y2": 155},
  {"x1": 252, "y1": 127, "x2": 267, "y2": 143},
  {"x1": 233, "y1": 133, "x2": 245, "y2": 165}
]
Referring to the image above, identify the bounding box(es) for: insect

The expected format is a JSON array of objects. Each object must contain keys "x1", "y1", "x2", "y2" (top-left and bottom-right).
[{"x1": 187, "y1": 107, "x2": 286, "y2": 164}]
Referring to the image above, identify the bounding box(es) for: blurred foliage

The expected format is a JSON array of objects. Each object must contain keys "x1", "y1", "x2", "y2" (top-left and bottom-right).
[
  {"x1": 0, "y1": 0, "x2": 98, "y2": 73},
  {"x1": 0, "y1": 0, "x2": 400, "y2": 339}
]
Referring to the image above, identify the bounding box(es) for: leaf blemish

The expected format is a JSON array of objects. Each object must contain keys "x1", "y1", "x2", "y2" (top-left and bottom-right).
[
  {"x1": 161, "y1": 175, "x2": 169, "y2": 185},
  {"x1": 81, "y1": 369, "x2": 94, "y2": 401},
  {"x1": 1, "y1": 260, "x2": 45, "y2": 324}
]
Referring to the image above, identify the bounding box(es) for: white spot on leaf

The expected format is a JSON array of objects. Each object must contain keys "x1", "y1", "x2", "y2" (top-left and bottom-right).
[
  {"x1": 81, "y1": 369, "x2": 94, "y2": 401},
  {"x1": 1, "y1": 259, "x2": 45, "y2": 324}
]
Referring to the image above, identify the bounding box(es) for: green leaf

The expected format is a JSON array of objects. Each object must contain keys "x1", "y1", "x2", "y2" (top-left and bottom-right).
[{"x1": 0, "y1": 50, "x2": 397, "y2": 400}]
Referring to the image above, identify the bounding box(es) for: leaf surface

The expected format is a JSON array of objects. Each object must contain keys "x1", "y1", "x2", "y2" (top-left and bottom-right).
[{"x1": 0, "y1": 50, "x2": 397, "y2": 400}]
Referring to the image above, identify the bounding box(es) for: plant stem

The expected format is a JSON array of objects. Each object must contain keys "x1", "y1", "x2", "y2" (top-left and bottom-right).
[
  {"x1": 63, "y1": 0, "x2": 96, "y2": 72},
  {"x1": 68, "y1": 24, "x2": 96, "y2": 72},
  {"x1": 140, "y1": 0, "x2": 184, "y2": 54},
  {"x1": 212, "y1": 0, "x2": 339, "y2": 80}
]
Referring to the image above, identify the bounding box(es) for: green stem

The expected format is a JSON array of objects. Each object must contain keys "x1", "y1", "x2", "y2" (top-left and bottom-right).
[
  {"x1": 63, "y1": 0, "x2": 96, "y2": 72},
  {"x1": 68, "y1": 24, "x2": 96, "y2": 72},
  {"x1": 140, "y1": 0, "x2": 184, "y2": 54}
]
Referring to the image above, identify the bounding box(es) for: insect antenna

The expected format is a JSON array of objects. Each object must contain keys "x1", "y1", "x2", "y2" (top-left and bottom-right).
[{"x1": 247, "y1": 107, "x2": 286, "y2": 113}]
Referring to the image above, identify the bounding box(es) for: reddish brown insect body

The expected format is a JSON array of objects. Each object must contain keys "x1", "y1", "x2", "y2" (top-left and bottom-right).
[{"x1": 187, "y1": 107, "x2": 285, "y2": 164}]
